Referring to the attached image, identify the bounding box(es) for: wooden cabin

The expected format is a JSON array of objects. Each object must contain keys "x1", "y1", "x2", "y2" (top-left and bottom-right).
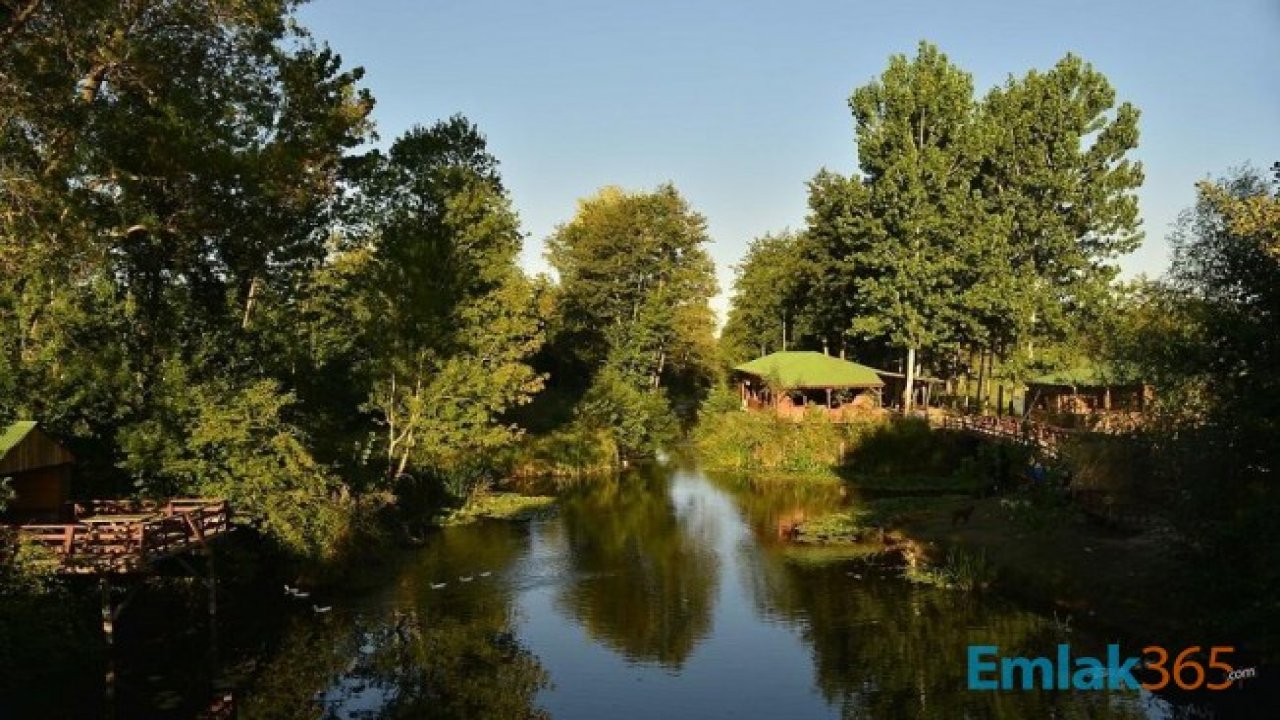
[
  {"x1": 1025, "y1": 367, "x2": 1152, "y2": 430},
  {"x1": 873, "y1": 369, "x2": 945, "y2": 410},
  {"x1": 0, "y1": 421, "x2": 74, "y2": 522},
  {"x1": 734, "y1": 351, "x2": 885, "y2": 421}
]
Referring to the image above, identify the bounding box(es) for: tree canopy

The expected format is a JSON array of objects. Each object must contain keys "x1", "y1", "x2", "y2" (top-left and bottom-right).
[
  {"x1": 747, "y1": 41, "x2": 1144, "y2": 407},
  {"x1": 545, "y1": 184, "x2": 718, "y2": 454}
]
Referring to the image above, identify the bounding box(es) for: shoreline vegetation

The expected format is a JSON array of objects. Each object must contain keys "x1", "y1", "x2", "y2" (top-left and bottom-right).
[
  {"x1": 696, "y1": 407, "x2": 1253, "y2": 659},
  {"x1": 439, "y1": 492, "x2": 558, "y2": 526}
]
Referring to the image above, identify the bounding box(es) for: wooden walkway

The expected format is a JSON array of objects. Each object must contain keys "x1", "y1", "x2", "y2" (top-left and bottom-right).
[
  {"x1": 12, "y1": 498, "x2": 230, "y2": 574},
  {"x1": 937, "y1": 413, "x2": 1073, "y2": 458}
]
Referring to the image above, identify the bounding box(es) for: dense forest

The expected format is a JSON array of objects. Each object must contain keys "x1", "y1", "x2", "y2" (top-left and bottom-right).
[{"x1": 0, "y1": 1, "x2": 717, "y2": 562}]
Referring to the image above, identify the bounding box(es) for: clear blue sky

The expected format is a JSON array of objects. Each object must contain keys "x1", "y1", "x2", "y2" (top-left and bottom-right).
[{"x1": 298, "y1": 0, "x2": 1278, "y2": 320}]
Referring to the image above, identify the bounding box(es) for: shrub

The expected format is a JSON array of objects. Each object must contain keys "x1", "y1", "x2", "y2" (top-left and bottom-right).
[
  {"x1": 695, "y1": 408, "x2": 858, "y2": 474},
  {"x1": 505, "y1": 422, "x2": 620, "y2": 478}
]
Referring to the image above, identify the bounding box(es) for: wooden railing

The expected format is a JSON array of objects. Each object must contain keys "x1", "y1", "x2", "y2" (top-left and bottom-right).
[
  {"x1": 939, "y1": 414, "x2": 1074, "y2": 457},
  {"x1": 13, "y1": 499, "x2": 230, "y2": 574}
]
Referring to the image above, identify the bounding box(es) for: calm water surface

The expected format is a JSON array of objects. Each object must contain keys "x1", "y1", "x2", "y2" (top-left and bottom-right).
[{"x1": 223, "y1": 460, "x2": 1181, "y2": 719}]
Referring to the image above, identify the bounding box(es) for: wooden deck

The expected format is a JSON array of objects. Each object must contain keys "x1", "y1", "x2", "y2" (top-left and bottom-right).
[{"x1": 11, "y1": 498, "x2": 230, "y2": 574}]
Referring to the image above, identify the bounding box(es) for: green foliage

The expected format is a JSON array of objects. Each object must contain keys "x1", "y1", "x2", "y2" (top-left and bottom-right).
[
  {"x1": 441, "y1": 493, "x2": 556, "y2": 526},
  {"x1": 720, "y1": 231, "x2": 807, "y2": 365},
  {"x1": 0, "y1": 3, "x2": 543, "y2": 558},
  {"x1": 506, "y1": 423, "x2": 620, "y2": 478},
  {"x1": 845, "y1": 42, "x2": 984, "y2": 361},
  {"x1": 975, "y1": 54, "x2": 1144, "y2": 357},
  {"x1": 696, "y1": 406, "x2": 986, "y2": 482},
  {"x1": 1110, "y1": 166, "x2": 1280, "y2": 650},
  {"x1": 575, "y1": 366, "x2": 679, "y2": 459},
  {"x1": 842, "y1": 418, "x2": 975, "y2": 479},
  {"x1": 118, "y1": 375, "x2": 354, "y2": 559},
  {"x1": 736, "y1": 41, "x2": 1143, "y2": 393},
  {"x1": 337, "y1": 119, "x2": 546, "y2": 483},
  {"x1": 696, "y1": 408, "x2": 862, "y2": 474},
  {"x1": 907, "y1": 547, "x2": 995, "y2": 592},
  {"x1": 0, "y1": 0, "x2": 377, "y2": 553},
  {"x1": 542, "y1": 184, "x2": 719, "y2": 450}
]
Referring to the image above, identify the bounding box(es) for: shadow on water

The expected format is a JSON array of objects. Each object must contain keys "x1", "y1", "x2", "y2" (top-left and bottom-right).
[{"x1": 67, "y1": 459, "x2": 1266, "y2": 718}]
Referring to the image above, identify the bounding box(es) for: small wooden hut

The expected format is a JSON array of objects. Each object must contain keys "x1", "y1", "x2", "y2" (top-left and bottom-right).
[
  {"x1": 0, "y1": 421, "x2": 74, "y2": 522},
  {"x1": 872, "y1": 369, "x2": 945, "y2": 410},
  {"x1": 1025, "y1": 367, "x2": 1152, "y2": 430},
  {"x1": 734, "y1": 351, "x2": 885, "y2": 421}
]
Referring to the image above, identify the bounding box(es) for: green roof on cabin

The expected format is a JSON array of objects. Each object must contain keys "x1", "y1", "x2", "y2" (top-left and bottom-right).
[
  {"x1": 734, "y1": 351, "x2": 884, "y2": 389},
  {"x1": 1029, "y1": 366, "x2": 1142, "y2": 387},
  {"x1": 0, "y1": 420, "x2": 38, "y2": 461}
]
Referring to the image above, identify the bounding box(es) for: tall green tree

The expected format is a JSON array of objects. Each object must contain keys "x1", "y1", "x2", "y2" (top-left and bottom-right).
[
  {"x1": 774, "y1": 43, "x2": 1144, "y2": 408},
  {"x1": 546, "y1": 185, "x2": 718, "y2": 450},
  {"x1": 1108, "y1": 166, "x2": 1280, "y2": 650},
  {"x1": 333, "y1": 118, "x2": 545, "y2": 492},
  {"x1": 721, "y1": 230, "x2": 806, "y2": 365},
  {"x1": 0, "y1": 0, "x2": 374, "y2": 554},
  {"x1": 975, "y1": 53, "x2": 1143, "y2": 370},
  {"x1": 844, "y1": 41, "x2": 987, "y2": 408}
]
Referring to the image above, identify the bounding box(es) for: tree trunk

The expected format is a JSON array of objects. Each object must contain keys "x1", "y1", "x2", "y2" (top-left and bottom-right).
[
  {"x1": 241, "y1": 275, "x2": 260, "y2": 329},
  {"x1": 79, "y1": 63, "x2": 113, "y2": 104},
  {"x1": 975, "y1": 348, "x2": 987, "y2": 414},
  {"x1": 903, "y1": 347, "x2": 917, "y2": 412}
]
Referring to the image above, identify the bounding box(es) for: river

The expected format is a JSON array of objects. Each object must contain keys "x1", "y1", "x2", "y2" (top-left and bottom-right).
[{"x1": 79, "y1": 459, "x2": 1217, "y2": 718}]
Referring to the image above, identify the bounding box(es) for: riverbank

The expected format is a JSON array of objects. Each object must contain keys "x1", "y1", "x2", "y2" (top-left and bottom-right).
[
  {"x1": 792, "y1": 488, "x2": 1212, "y2": 650},
  {"x1": 439, "y1": 492, "x2": 558, "y2": 525}
]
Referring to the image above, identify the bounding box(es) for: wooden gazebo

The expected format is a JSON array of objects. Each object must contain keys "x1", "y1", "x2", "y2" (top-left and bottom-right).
[{"x1": 734, "y1": 351, "x2": 885, "y2": 421}]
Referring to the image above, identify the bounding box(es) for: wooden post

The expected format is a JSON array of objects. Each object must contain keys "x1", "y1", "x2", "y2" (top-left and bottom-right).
[
  {"x1": 100, "y1": 577, "x2": 117, "y2": 717},
  {"x1": 205, "y1": 545, "x2": 220, "y2": 684},
  {"x1": 206, "y1": 546, "x2": 217, "y2": 621},
  {"x1": 904, "y1": 347, "x2": 917, "y2": 412},
  {"x1": 975, "y1": 348, "x2": 987, "y2": 414}
]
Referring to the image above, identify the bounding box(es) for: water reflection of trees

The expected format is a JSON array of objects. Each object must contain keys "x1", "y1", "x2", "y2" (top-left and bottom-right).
[
  {"x1": 713, "y1": 472, "x2": 1147, "y2": 718},
  {"x1": 555, "y1": 468, "x2": 719, "y2": 668},
  {"x1": 710, "y1": 472, "x2": 851, "y2": 543},
  {"x1": 747, "y1": 542, "x2": 1149, "y2": 718},
  {"x1": 238, "y1": 522, "x2": 549, "y2": 719}
]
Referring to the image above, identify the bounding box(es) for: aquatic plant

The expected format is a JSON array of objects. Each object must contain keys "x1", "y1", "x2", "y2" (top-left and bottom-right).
[{"x1": 906, "y1": 547, "x2": 994, "y2": 591}]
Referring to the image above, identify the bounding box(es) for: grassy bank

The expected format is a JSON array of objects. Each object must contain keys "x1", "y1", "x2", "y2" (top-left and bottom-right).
[
  {"x1": 694, "y1": 410, "x2": 952, "y2": 478},
  {"x1": 440, "y1": 492, "x2": 557, "y2": 526},
  {"x1": 791, "y1": 485, "x2": 1204, "y2": 647},
  {"x1": 696, "y1": 409, "x2": 1000, "y2": 491}
]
